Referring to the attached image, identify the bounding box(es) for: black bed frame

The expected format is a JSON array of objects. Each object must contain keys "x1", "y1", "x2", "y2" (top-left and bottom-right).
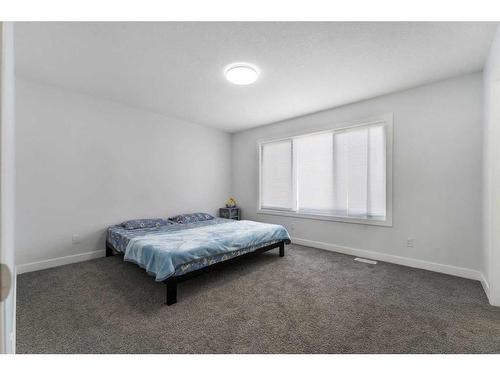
[{"x1": 105, "y1": 240, "x2": 286, "y2": 305}]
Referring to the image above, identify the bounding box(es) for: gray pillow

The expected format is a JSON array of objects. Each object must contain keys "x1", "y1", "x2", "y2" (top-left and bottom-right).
[
  {"x1": 168, "y1": 213, "x2": 214, "y2": 224},
  {"x1": 120, "y1": 218, "x2": 171, "y2": 230}
]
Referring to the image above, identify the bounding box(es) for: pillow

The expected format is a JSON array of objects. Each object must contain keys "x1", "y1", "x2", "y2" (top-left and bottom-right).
[
  {"x1": 168, "y1": 212, "x2": 214, "y2": 224},
  {"x1": 120, "y1": 218, "x2": 170, "y2": 230}
]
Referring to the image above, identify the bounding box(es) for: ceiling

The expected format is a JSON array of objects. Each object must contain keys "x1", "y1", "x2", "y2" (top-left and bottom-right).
[{"x1": 15, "y1": 22, "x2": 498, "y2": 132}]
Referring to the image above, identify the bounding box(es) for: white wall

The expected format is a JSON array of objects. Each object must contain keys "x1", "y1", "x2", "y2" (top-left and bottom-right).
[
  {"x1": 15, "y1": 78, "x2": 231, "y2": 267},
  {"x1": 232, "y1": 73, "x2": 484, "y2": 277},
  {"x1": 483, "y1": 26, "x2": 500, "y2": 305}
]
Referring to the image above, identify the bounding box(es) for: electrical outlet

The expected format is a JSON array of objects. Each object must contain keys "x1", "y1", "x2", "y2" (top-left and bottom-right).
[
  {"x1": 72, "y1": 234, "x2": 81, "y2": 244},
  {"x1": 407, "y1": 238, "x2": 414, "y2": 248}
]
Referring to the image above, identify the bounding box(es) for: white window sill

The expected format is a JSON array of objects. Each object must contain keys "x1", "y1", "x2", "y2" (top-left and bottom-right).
[{"x1": 256, "y1": 209, "x2": 392, "y2": 227}]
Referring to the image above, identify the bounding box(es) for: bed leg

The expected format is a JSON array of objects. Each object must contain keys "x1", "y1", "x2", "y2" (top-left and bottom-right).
[
  {"x1": 166, "y1": 278, "x2": 177, "y2": 305},
  {"x1": 106, "y1": 242, "x2": 114, "y2": 257},
  {"x1": 279, "y1": 241, "x2": 285, "y2": 257}
]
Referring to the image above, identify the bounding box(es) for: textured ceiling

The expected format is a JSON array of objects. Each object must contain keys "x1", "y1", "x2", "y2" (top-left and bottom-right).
[{"x1": 15, "y1": 22, "x2": 498, "y2": 132}]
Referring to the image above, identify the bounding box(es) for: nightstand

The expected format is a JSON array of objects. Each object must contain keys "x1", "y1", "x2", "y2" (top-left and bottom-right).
[{"x1": 219, "y1": 207, "x2": 241, "y2": 220}]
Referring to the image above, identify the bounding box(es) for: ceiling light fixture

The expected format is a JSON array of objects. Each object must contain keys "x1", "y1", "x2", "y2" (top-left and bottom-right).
[{"x1": 224, "y1": 63, "x2": 259, "y2": 85}]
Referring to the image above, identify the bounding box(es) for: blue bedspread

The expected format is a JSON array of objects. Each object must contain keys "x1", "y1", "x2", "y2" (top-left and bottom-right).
[
  {"x1": 107, "y1": 218, "x2": 229, "y2": 255},
  {"x1": 121, "y1": 219, "x2": 290, "y2": 281}
]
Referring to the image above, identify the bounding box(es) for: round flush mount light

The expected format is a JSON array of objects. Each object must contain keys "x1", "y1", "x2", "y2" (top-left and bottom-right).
[{"x1": 224, "y1": 62, "x2": 259, "y2": 85}]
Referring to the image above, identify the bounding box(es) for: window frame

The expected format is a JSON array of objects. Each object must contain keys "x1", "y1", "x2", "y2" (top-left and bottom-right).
[{"x1": 257, "y1": 113, "x2": 393, "y2": 227}]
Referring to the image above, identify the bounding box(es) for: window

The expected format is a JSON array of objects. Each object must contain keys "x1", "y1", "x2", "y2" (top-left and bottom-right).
[
  {"x1": 260, "y1": 139, "x2": 294, "y2": 210},
  {"x1": 258, "y1": 115, "x2": 392, "y2": 226}
]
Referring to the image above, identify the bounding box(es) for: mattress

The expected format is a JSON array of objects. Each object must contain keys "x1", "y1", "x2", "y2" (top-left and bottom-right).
[{"x1": 106, "y1": 218, "x2": 291, "y2": 280}]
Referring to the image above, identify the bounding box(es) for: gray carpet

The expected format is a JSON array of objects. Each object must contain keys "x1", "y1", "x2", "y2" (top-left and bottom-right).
[{"x1": 16, "y1": 244, "x2": 500, "y2": 353}]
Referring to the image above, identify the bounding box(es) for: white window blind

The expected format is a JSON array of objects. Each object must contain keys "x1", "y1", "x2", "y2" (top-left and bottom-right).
[
  {"x1": 296, "y1": 132, "x2": 334, "y2": 213},
  {"x1": 367, "y1": 125, "x2": 386, "y2": 217},
  {"x1": 259, "y1": 119, "x2": 389, "y2": 224},
  {"x1": 333, "y1": 125, "x2": 386, "y2": 218},
  {"x1": 260, "y1": 140, "x2": 294, "y2": 210}
]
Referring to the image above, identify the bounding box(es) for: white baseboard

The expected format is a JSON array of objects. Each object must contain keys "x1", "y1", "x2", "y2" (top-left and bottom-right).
[
  {"x1": 291, "y1": 237, "x2": 483, "y2": 282},
  {"x1": 16, "y1": 249, "x2": 106, "y2": 275},
  {"x1": 480, "y1": 274, "x2": 490, "y2": 300}
]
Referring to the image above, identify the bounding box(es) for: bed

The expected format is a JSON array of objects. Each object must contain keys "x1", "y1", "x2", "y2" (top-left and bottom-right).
[{"x1": 106, "y1": 216, "x2": 291, "y2": 305}]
